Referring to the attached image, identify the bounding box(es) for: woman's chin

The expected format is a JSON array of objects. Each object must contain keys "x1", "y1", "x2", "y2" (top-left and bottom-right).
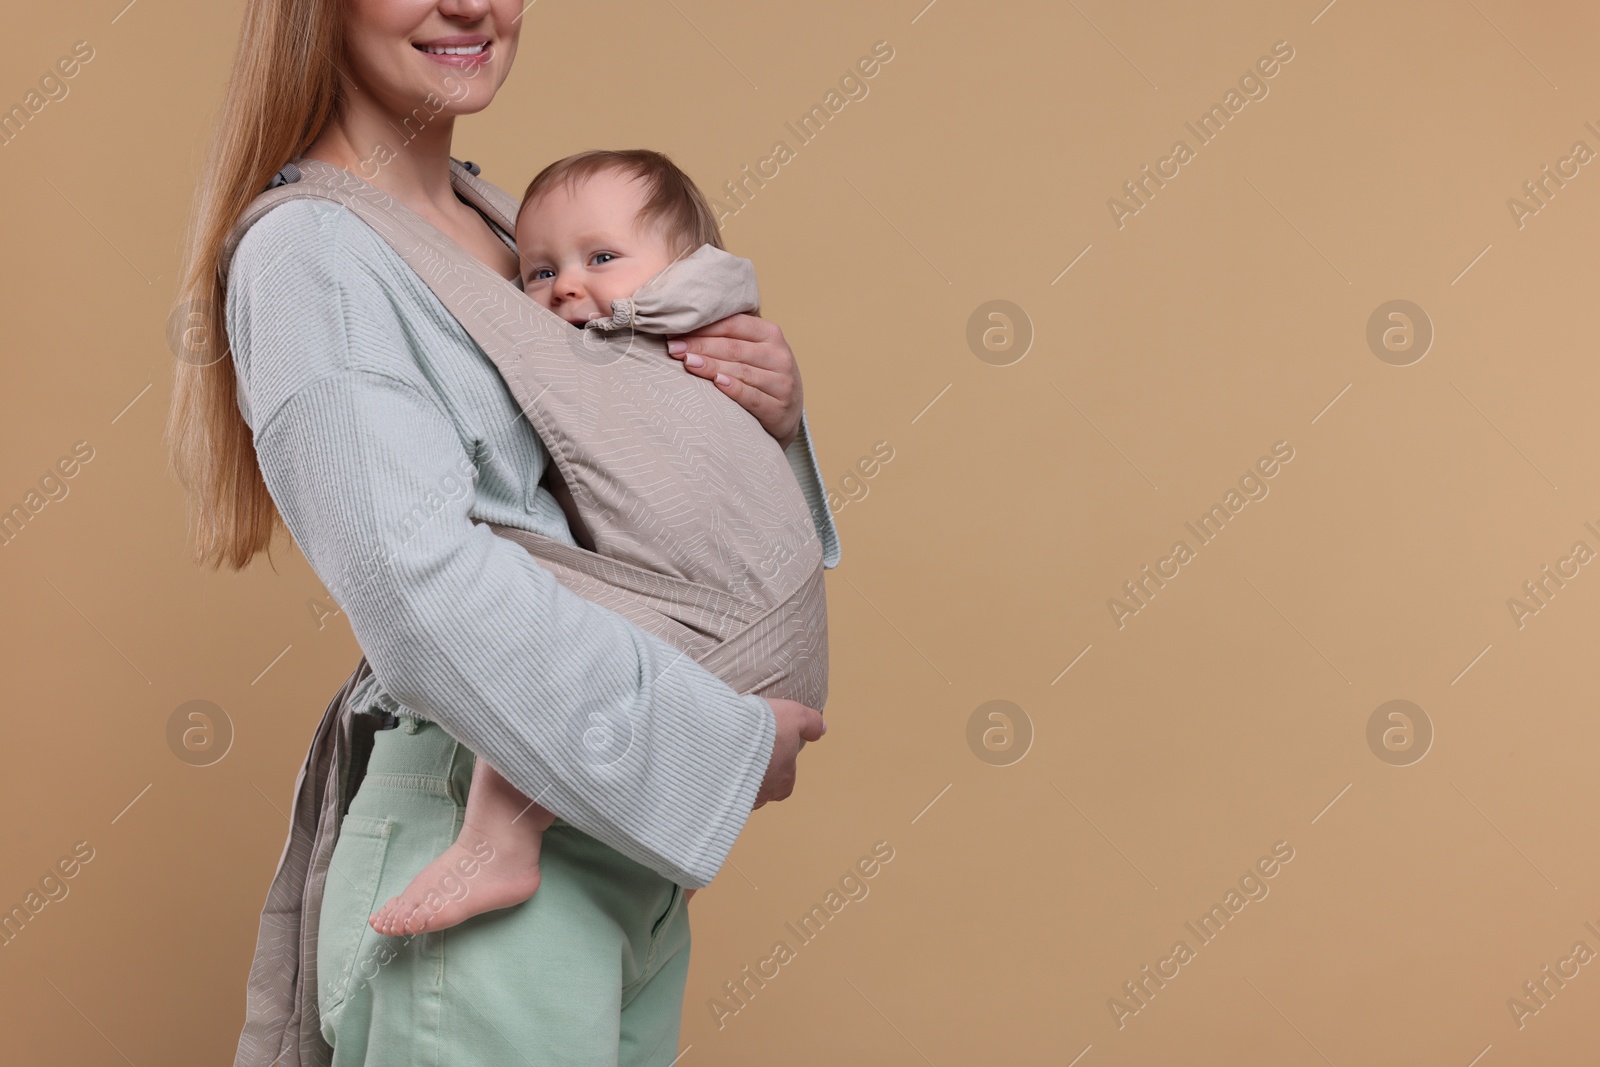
[
  {"x1": 415, "y1": 63, "x2": 508, "y2": 116},
  {"x1": 403, "y1": 85, "x2": 497, "y2": 122}
]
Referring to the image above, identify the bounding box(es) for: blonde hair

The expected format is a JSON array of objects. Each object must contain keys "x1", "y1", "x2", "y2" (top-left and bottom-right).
[
  {"x1": 164, "y1": 0, "x2": 345, "y2": 570},
  {"x1": 519, "y1": 149, "x2": 724, "y2": 258}
]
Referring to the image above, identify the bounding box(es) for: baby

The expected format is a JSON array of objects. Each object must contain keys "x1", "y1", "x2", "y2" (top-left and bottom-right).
[{"x1": 366, "y1": 149, "x2": 809, "y2": 936}]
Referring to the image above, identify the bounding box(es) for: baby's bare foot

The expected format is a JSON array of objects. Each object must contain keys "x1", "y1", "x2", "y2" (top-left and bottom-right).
[{"x1": 367, "y1": 823, "x2": 546, "y2": 935}]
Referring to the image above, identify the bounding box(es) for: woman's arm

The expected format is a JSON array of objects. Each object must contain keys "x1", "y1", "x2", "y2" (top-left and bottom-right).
[{"x1": 227, "y1": 201, "x2": 786, "y2": 888}]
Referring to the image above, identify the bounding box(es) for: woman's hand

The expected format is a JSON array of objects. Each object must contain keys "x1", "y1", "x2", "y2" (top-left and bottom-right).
[
  {"x1": 753, "y1": 697, "x2": 827, "y2": 810},
  {"x1": 667, "y1": 313, "x2": 803, "y2": 450}
]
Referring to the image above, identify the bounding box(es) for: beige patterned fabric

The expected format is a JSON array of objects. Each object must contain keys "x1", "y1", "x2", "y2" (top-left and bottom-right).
[
  {"x1": 222, "y1": 157, "x2": 828, "y2": 1067},
  {"x1": 580, "y1": 242, "x2": 762, "y2": 333}
]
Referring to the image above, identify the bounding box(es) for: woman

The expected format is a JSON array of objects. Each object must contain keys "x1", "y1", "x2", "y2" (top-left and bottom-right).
[{"x1": 166, "y1": 1, "x2": 836, "y2": 1063}]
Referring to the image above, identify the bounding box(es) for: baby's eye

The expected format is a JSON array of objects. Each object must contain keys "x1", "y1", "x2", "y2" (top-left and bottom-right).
[
  {"x1": 590, "y1": 251, "x2": 616, "y2": 265},
  {"x1": 530, "y1": 268, "x2": 555, "y2": 281}
]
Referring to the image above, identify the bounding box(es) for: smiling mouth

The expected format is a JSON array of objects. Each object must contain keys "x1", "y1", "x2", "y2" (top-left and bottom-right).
[{"x1": 416, "y1": 42, "x2": 488, "y2": 56}]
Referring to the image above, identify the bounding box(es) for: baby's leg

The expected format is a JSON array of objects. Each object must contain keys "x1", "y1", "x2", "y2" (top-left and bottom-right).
[{"x1": 368, "y1": 756, "x2": 558, "y2": 935}]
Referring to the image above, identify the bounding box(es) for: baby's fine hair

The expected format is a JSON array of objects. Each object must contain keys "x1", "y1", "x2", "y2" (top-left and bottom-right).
[{"x1": 518, "y1": 149, "x2": 724, "y2": 257}]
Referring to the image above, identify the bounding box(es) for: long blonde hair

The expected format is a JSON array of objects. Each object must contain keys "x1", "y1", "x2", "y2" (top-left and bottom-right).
[{"x1": 165, "y1": 0, "x2": 345, "y2": 569}]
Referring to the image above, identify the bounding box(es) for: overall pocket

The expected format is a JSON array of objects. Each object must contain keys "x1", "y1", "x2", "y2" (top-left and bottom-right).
[
  {"x1": 316, "y1": 812, "x2": 394, "y2": 1020},
  {"x1": 650, "y1": 884, "x2": 682, "y2": 940}
]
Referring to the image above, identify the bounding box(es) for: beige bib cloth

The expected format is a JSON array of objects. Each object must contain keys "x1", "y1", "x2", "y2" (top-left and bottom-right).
[{"x1": 221, "y1": 157, "x2": 828, "y2": 1067}]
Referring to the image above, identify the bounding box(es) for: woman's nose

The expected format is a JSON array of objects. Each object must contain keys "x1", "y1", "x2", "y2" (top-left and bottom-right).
[{"x1": 436, "y1": 0, "x2": 493, "y2": 20}]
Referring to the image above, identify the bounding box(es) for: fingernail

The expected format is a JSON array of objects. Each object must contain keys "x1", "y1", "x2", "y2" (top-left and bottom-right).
[
  {"x1": 685, "y1": 353, "x2": 704, "y2": 368},
  {"x1": 715, "y1": 372, "x2": 731, "y2": 386},
  {"x1": 666, "y1": 339, "x2": 686, "y2": 354}
]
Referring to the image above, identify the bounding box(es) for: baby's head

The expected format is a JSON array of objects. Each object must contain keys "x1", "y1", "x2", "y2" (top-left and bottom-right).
[{"x1": 515, "y1": 149, "x2": 723, "y2": 328}]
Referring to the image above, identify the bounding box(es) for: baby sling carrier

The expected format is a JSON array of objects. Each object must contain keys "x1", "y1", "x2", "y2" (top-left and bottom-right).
[{"x1": 222, "y1": 157, "x2": 829, "y2": 1067}]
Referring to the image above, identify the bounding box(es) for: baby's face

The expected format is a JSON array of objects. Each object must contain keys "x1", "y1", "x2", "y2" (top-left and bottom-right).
[{"x1": 515, "y1": 168, "x2": 679, "y2": 327}]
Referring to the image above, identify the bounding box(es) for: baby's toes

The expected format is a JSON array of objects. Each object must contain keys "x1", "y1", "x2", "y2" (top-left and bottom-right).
[
  {"x1": 401, "y1": 904, "x2": 433, "y2": 936},
  {"x1": 379, "y1": 898, "x2": 411, "y2": 935}
]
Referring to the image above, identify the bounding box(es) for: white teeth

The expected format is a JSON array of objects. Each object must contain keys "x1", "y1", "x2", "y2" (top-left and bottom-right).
[{"x1": 421, "y1": 43, "x2": 486, "y2": 55}]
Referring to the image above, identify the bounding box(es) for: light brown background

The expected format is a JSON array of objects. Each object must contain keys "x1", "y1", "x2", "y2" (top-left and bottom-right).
[{"x1": 2, "y1": 0, "x2": 1597, "y2": 1063}]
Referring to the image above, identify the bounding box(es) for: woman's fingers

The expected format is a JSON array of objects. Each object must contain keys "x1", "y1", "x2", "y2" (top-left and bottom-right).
[
  {"x1": 682, "y1": 358, "x2": 789, "y2": 431},
  {"x1": 666, "y1": 314, "x2": 795, "y2": 396},
  {"x1": 668, "y1": 312, "x2": 785, "y2": 364},
  {"x1": 670, "y1": 344, "x2": 796, "y2": 418},
  {"x1": 676, "y1": 349, "x2": 789, "y2": 399},
  {"x1": 666, "y1": 315, "x2": 801, "y2": 447},
  {"x1": 668, "y1": 334, "x2": 786, "y2": 376},
  {"x1": 752, "y1": 698, "x2": 825, "y2": 810},
  {"x1": 679, "y1": 363, "x2": 797, "y2": 447},
  {"x1": 691, "y1": 367, "x2": 777, "y2": 435},
  {"x1": 798, "y1": 708, "x2": 827, "y2": 741}
]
